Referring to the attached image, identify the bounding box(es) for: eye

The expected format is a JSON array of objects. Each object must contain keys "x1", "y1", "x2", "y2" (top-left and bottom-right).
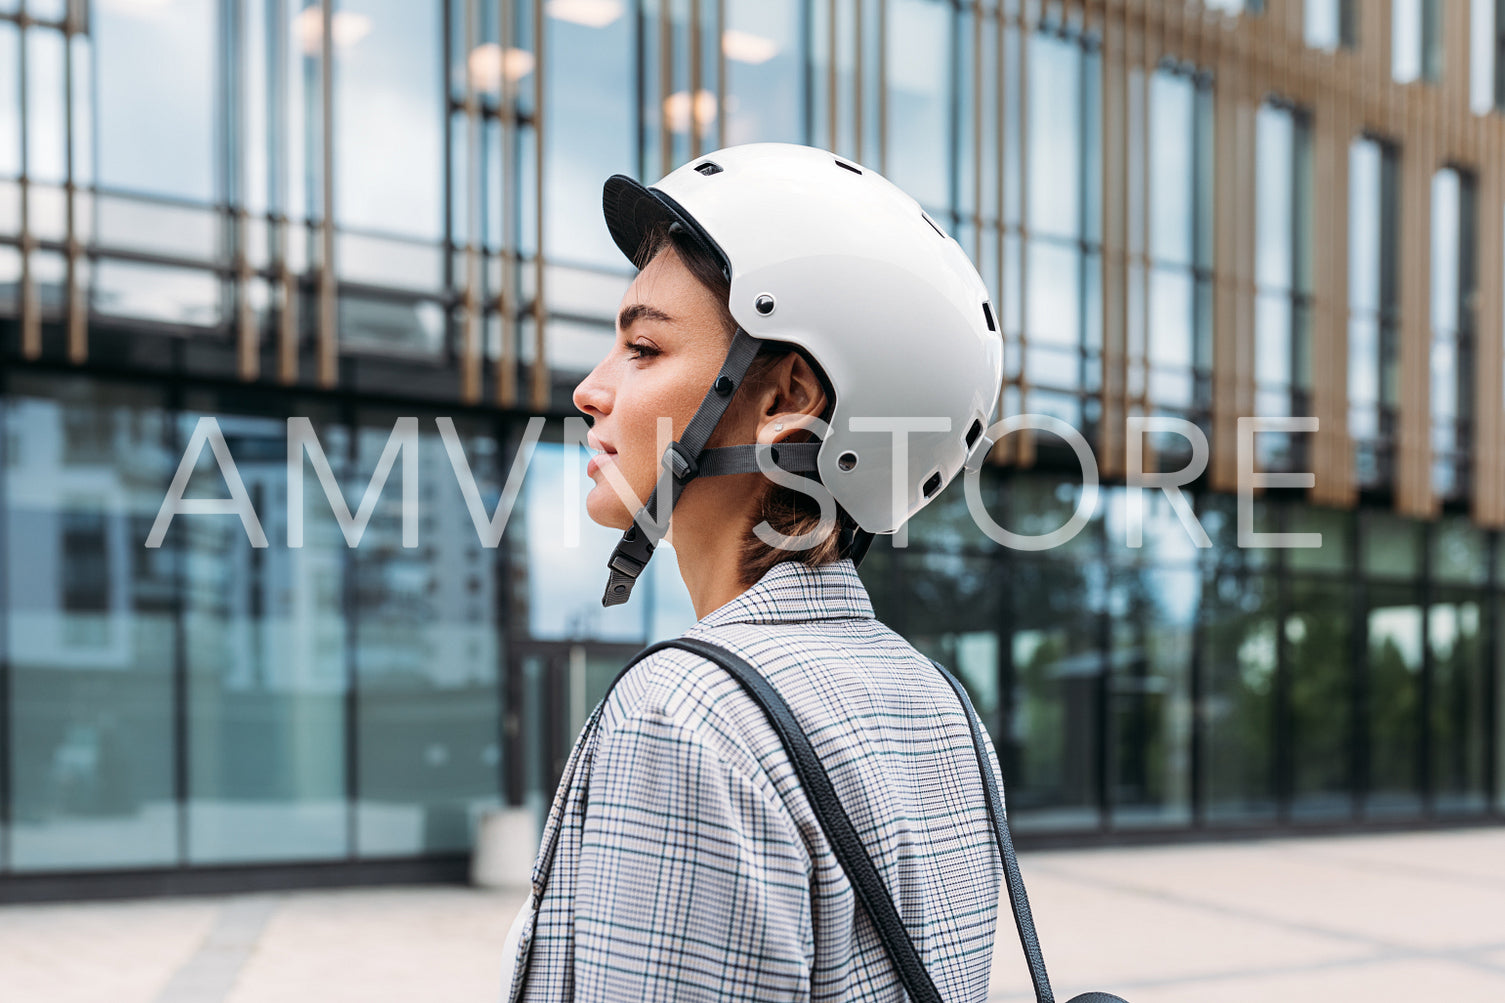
[{"x1": 626, "y1": 341, "x2": 661, "y2": 361}]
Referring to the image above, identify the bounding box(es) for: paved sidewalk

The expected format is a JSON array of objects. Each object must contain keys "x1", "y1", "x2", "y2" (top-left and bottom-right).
[{"x1": 2, "y1": 828, "x2": 1502, "y2": 1002}]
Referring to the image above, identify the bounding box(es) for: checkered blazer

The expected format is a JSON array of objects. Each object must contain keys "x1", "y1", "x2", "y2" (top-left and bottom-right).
[{"x1": 507, "y1": 558, "x2": 1004, "y2": 1002}]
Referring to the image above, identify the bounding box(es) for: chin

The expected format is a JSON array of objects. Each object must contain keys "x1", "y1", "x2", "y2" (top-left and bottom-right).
[{"x1": 585, "y1": 484, "x2": 635, "y2": 530}]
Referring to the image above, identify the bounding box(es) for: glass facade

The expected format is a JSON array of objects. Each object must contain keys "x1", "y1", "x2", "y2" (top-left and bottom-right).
[{"x1": 3, "y1": 0, "x2": 1505, "y2": 892}]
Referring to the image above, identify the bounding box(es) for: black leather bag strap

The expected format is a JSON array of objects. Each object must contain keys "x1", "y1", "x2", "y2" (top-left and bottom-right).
[
  {"x1": 609, "y1": 637, "x2": 944, "y2": 1003},
  {"x1": 928, "y1": 661, "x2": 1056, "y2": 1003}
]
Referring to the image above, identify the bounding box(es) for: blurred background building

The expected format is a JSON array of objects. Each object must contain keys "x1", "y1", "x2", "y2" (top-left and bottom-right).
[{"x1": 1, "y1": 0, "x2": 1503, "y2": 899}]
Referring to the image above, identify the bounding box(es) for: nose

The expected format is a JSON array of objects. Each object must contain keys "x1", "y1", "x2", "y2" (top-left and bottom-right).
[{"x1": 573, "y1": 354, "x2": 613, "y2": 418}]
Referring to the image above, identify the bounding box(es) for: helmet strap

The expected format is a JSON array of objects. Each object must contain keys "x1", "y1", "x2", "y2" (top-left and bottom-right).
[{"x1": 601, "y1": 328, "x2": 764, "y2": 607}]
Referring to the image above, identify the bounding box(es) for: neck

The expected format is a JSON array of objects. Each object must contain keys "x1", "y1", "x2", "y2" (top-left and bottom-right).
[{"x1": 669, "y1": 478, "x2": 760, "y2": 619}]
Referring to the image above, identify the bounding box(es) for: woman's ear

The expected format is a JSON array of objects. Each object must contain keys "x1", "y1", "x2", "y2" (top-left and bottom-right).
[{"x1": 757, "y1": 352, "x2": 829, "y2": 443}]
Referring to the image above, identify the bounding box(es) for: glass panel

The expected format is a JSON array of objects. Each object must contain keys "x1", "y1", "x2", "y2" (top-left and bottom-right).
[
  {"x1": 1255, "y1": 104, "x2": 1293, "y2": 291},
  {"x1": 1028, "y1": 33, "x2": 1081, "y2": 239},
  {"x1": 1109, "y1": 566, "x2": 1194, "y2": 828},
  {"x1": 94, "y1": 0, "x2": 217, "y2": 201},
  {"x1": 336, "y1": 0, "x2": 443, "y2": 239},
  {"x1": 1362, "y1": 510, "x2": 1423, "y2": 578},
  {"x1": 94, "y1": 194, "x2": 221, "y2": 261},
  {"x1": 1366, "y1": 586, "x2": 1423, "y2": 817},
  {"x1": 723, "y1": 0, "x2": 801, "y2": 144},
  {"x1": 181, "y1": 397, "x2": 348, "y2": 863},
  {"x1": 522, "y1": 438, "x2": 693, "y2": 643},
  {"x1": 1305, "y1": 0, "x2": 1343, "y2": 50},
  {"x1": 1008, "y1": 554, "x2": 1103, "y2": 832},
  {"x1": 1254, "y1": 291, "x2": 1292, "y2": 390},
  {"x1": 544, "y1": 0, "x2": 632, "y2": 268},
  {"x1": 1349, "y1": 139, "x2": 1380, "y2": 314},
  {"x1": 25, "y1": 27, "x2": 66, "y2": 185},
  {"x1": 1470, "y1": 0, "x2": 1497, "y2": 113},
  {"x1": 1148, "y1": 268, "x2": 1193, "y2": 372},
  {"x1": 353, "y1": 412, "x2": 502, "y2": 856},
  {"x1": 900, "y1": 553, "x2": 1001, "y2": 726},
  {"x1": 1393, "y1": 0, "x2": 1423, "y2": 82},
  {"x1": 1430, "y1": 596, "x2": 1487, "y2": 813},
  {"x1": 1288, "y1": 579, "x2": 1354, "y2": 820},
  {"x1": 338, "y1": 294, "x2": 445, "y2": 356},
  {"x1": 1202, "y1": 569, "x2": 1278, "y2": 822},
  {"x1": 1148, "y1": 71, "x2": 1193, "y2": 267},
  {"x1": 92, "y1": 259, "x2": 224, "y2": 328},
  {"x1": 1286, "y1": 505, "x2": 1351, "y2": 573},
  {"x1": 1431, "y1": 169, "x2": 1461, "y2": 336},
  {"x1": 1027, "y1": 240, "x2": 1082, "y2": 349},
  {"x1": 0, "y1": 24, "x2": 18, "y2": 178},
  {"x1": 4, "y1": 376, "x2": 178, "y2": 870},
  {"x1": 883, "y1": 0, "x2": 950, "y2": 209},
  {"x1": 1434, "y1": 517, "x2": 1487, "y2": 584}
]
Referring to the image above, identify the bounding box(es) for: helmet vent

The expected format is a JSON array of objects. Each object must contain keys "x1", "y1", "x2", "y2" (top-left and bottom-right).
[
  {"x1": 834, "y1": 159, "x2": 862, "y2": 175},
  {"x1": 921, "y1": 212, "x2": 945, "y2": 238},
  {"x1": 981, "y1": 300, "x2": 996, "y2": 331},
  {"x1": 695, "y1": 161, "x2": 723, "y2": 176},
  {"x1": 837, "y1": 451, "x2": 859, "y2": 472},
  {"x1": 966, "y1": 419, "x2": 984, "y2": 448},
  {"x1": 922, "y1": 471, "x2": 943, "y2": 498}
]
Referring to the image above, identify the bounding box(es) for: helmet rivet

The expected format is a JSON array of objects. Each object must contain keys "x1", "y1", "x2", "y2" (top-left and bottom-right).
[
  {"x1": 754, "y1": 294, "x2": 776, "y2": 316},
  {"x1": 713, "y1": 376, "x2": 735, "y2": 396},
  {"x1": 837, "y1": 451, "x2": 859, "y2": 472}
]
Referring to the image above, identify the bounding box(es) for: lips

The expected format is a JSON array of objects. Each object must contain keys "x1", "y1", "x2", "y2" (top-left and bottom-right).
[{"x1": 586, "y1": 432, "x2": 617, "y2": 477}]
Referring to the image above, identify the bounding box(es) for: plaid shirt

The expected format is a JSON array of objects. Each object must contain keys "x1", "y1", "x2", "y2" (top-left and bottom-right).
[{"x1": 508, "y1": 559, "x2": 1004, "y2": 1002}]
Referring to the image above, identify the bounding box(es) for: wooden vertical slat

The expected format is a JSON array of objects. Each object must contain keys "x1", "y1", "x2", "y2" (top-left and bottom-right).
[
  {"x1": 1098, "y1": 0, "x2": 1128, "y2": 480},
  {"x1": 317, "y1": 0, "x2": 337, "y2": 388},
  {"x1": 1473, "y1": 117, "x2": 1505, "y2": 526},
  {"x1": 1397, "y1": 84, "x2": 1436, "y2": 517},
  {"x1": 461, "y1": 0, "x2": 483, "y2": 404},
  {"x1": 496, "y1": 0, "x2": 519, "y2": 407},
  {"x1": 530, "y1": 0, "x2": 548, "y2": 409}
]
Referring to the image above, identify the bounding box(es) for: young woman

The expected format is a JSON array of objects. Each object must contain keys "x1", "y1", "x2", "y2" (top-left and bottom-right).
[{"x1": 505, "y1": 143, "x2": 1007, "y2": 1002}]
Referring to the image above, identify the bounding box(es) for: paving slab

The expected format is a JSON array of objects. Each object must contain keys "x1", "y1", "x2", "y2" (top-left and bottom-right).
[{"x1": 0, "y1": 828, "x2": 1501, "y2": 1003}]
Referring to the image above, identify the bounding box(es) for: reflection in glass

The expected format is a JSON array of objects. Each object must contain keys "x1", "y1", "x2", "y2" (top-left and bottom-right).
[
  {"x1": 182, "y1": 400, "x2": 348, "y2": 863},
  {"x1": 522, "y1": 440, "x2": 694, "y2": 643},
  {"x1": 1008, "y1": 555, "x2": 1103, "y2": 832},
  {"x1": 92, "y1": 260, "x2": 223, "y2": 328},
  {"x1": 1367, "y1": 589, "x2": 1422, "y2": 817},
  {"x1": 4, "y1": 376, "x2": 178, "y2": 870},
  {"x1": 1110, "y1": 567, "x2": 1194, "y2": 828},
  {"x1": 1429, "y1": 597, "x2": 1487, "y2": 813},
  {"x1": 1202, "y1": 570, "x2": 1277, "y2": 822},
  {"x1": 354, "y1": 413, "x2": 503, "y2": 856},
  {"x1": 1288, "y1": 579, "x2": 1353, "y2": 820}
]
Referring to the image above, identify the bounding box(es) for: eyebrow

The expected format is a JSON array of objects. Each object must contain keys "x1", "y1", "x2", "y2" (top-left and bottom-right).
[{"x1": 617, "y1": 303, "x2": 675, "y2": 333}]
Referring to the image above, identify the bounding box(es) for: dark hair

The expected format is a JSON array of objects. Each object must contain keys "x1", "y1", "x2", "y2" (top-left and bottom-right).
[{"x1": 637, "y1": 223, "x2": 844, "y2": 586}]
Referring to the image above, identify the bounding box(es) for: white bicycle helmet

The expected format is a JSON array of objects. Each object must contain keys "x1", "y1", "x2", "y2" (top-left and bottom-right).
[{"x1": 598, "y1": 142, "x2": 1003, "y2": 606}]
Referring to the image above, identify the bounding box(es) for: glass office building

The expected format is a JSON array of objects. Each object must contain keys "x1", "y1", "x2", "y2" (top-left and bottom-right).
[{"x1": 2, "y1": 0, "x2": 1504, "y2": 897}]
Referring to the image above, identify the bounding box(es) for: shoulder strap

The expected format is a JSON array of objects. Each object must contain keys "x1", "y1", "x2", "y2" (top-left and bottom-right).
[
  {"x1": 928, "y1": 661, "x2": 1056, "y2": 1003},
  {"x1": 598, "y1": 637, "x2": 1060, "y2": 1003},
  {"x1": 609, "y1": 637, "x2": 944, "y2": 1003}
]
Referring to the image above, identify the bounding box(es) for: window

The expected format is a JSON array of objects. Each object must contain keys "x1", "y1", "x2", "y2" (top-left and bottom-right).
[
  {"x1": 1254, "y1": 102, "x2": 1313, "y2": 471},
  {"x1": 1430, "y1": 168, "x2": 1477, "y2": 501},
  {"x1": 1305, "y1": 0, "x2": 1356, "y2": 51},
  {"x1": 1146, "y1": 66, "x2": 1214, "y2": 448},
  {"x1": 1023, "y1": 29, "x2": 1102, "y2": 432},
  {"x1": 1348, "y1": 137, "x2": 1401, "y2": 490},
  {"x1": 1393, "y1": 0, "x2": 1443, "y2": 84},
  {"x1": 1470, "y1": 0, "x2": 1498, "y2": 113}
]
